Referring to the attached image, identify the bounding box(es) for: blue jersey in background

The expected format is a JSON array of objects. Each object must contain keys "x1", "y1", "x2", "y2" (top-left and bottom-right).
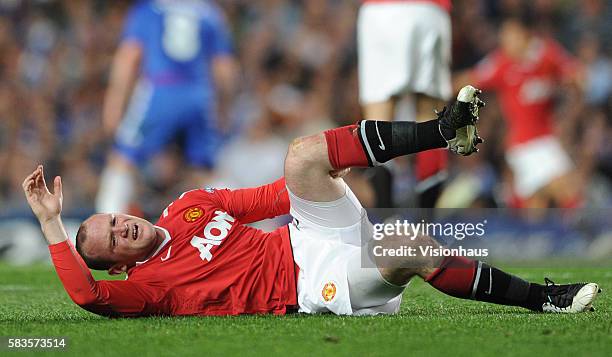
[
  {"x1": 123, "y1": 0, "x2": 232, "y2": 91},
  {"x1": 115, "y1": 0, "x2": 233, "y2": 168}
]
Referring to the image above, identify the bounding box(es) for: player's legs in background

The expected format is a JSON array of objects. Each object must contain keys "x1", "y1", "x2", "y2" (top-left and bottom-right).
[
  {"x1": 96, "y1": 86, "x2": 177, "y2": 214},
  {"x1": 357, "y1": 2, "x2": 404, "y2": 208},
  {"x1": 507, "y1": 136, "x2": 578, "y2": 208},
  {"x1": 409, "y1": 2, "x2": 452, "y2": 207},
  {"x1": 184, "y1": 97, "x2": 222, "y2": 187},
  {"x1": 361, "y1": 99, "x2": 396, "y2": 208},
  {"x1": 96, "y1": 152, "x2": 137, "y2": 214},
  {"x1": 414, "y1": 94, "x2": 448, "y2": 208},
  {"x1": 358, "y1": 2, "x2": 452, "y2": 208},
  {"x1": 527, "y1": 173, "x2": 582, "y2": 208},
  {"x1": 362, "y1": 100, "x2": 395, "y2": 122},
  {"x1": 97, "y1": 81, "x2": 154, "y2": 214},
  {"x1": 358, "y1": 95, "x2": 453, "y2": 209},
  {"x1": 545, "y1": 173, "x2": 582, "y2": 208},
  {"x1": 361, "y1": 96, "x2": 450, "y2": 209}
]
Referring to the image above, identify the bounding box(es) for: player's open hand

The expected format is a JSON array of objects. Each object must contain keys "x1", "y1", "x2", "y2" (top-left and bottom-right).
[{"x1": 22, "y1": 165, "x2": 63, "y2": 224}]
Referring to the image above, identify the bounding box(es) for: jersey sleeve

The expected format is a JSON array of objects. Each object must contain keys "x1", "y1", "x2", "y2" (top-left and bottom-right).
[
  {"x1": 213, "y1": 177, "x2": 290, "y2": 224},
  {"x1": 548, "y1": 40, "x2": 580, "y2": 81},
  {"x1": 470, "y1": 51, "x2": 504, "y2": 91},
  {"x1": 48, "y1": 241, "x2": 164, "y2": 317},
  {"x1": 121, "y1": 3, "x2": 148, "y2": 44}
]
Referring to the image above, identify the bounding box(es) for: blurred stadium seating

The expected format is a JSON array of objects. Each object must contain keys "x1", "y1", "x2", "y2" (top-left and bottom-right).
[{"x1": 0, "y1": 0, "x2": 610, "y2": 264}]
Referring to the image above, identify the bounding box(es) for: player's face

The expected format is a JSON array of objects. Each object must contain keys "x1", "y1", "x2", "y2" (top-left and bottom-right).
[
  {"x1": 500, "y1": 20, "x2": 530, "y2": 59},
  {"x1": 82, "y1": 213, "x2": 162, "y2": 268}
]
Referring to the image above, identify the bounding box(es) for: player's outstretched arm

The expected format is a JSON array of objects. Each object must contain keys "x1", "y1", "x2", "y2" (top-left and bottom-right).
[{"x1": 22, "y1": 165, "x2": 68, "y2": 245}]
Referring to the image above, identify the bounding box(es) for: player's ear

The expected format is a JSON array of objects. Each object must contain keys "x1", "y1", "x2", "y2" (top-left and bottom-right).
[{"x1": 108, "y1": 264, "x2": 127, "y2": 275}]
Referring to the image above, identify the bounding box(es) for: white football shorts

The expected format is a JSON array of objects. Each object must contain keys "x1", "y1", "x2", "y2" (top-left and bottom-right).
[
  {"x1": 288, "y1": 182, "x2": 405, "y2": 316},
  {"x1": 358, "y1": 1, "x2": 452, "y2": 103},
  {"x1": 357, "y1": 1, "x2": 452, "y2": 104},
  {"x1": 506, "y1": 135, "x2": 573, "y2": 198}
]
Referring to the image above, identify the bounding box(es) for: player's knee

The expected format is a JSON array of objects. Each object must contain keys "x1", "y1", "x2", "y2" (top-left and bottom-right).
[
  {"x1": 379, "y1": 234, "x2": 439, "y2": 268},
  {"x1": 285, "y1": 137, "x2": 305, "y2": 174},
  {"x1": 379, "y1": 267, "x2": 413, "y2": 287},
  {"x1": 286, "y1": 134, "x2": 326, "y2": 170},
  {"x1": 412, "y1": 235, "x2": 440, "y2": 265},
  {"x1": 412, "y1": 234, "x2": 438, "y2": 248},
  {"x1": 376, "y1": 234, "x2": 440, "y2": 285}
]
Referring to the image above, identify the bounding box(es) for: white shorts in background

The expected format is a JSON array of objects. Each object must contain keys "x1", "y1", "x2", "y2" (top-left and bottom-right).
[
  {"x1": 506, "y1": 136, "x2": 573, "y2": 198},
  {"x1": 288, "y1": 183, "x2": 405, "y2": 316},
  {"x1": 357, "y1": 2, "x2": 452, "y2": 103}
]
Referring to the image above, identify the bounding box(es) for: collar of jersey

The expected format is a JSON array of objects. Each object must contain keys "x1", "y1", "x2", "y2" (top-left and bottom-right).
[{"x1": 135, "y1": 226, "x2": 172, "y2": 266}]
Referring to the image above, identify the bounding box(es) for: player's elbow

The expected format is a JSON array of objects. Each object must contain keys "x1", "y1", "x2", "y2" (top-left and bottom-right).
[
  {"x1": 68, "y1": 289, "x2": 101, "y2": 307},
  {"x1": 70, "y1": 294, "x2": 97, "y2": 307},
  {"x1": 71, "y1": 295, "x2": 117, "y2": 318}
]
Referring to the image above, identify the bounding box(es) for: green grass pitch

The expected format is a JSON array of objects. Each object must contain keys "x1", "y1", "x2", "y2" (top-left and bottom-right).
[{"x1": 0, "y1": 263, "x2": 610, "y2": 356}]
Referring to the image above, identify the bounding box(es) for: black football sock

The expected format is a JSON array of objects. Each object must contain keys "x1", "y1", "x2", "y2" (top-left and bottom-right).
[
  {"x1": 472, "y1": 262, "x2": 545, "y2": 311},
  {"x1": 426, "y1": 257, "x2": 545, "y2": 311},
  {"x1": 358, "y1": 120, "x2": 447, "y2": 166}
]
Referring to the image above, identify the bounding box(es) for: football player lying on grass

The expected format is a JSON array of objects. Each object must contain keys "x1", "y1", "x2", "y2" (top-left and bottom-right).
[{"x1": 23, "y1": 86, "x2": 600, "y2": 317}]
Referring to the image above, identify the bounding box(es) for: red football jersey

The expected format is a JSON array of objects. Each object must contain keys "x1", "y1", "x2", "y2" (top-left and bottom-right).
[
  {"x1": 471, "y1": 38, "x2": 579, "y2": 147},
  {"x1": 49, "y1": 178, "x2": 298, "y2": 317}
]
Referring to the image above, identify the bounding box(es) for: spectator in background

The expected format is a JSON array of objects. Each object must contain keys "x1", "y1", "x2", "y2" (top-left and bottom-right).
[
  {"x1": 455, "y1": 8, "x2": 584, "y2": 208},
  {"x1": 577, "y1": 33, "x2": 612, "y2": 107},
  {"x1": 96, "y1": 0, "x2": 238, "y2": 215},
  {"x1": 357, "y1": 0, "x2": 452, "y2": 208},
  {"x1": 563, "y1": 0, "x2": 612, "y2": 54}
]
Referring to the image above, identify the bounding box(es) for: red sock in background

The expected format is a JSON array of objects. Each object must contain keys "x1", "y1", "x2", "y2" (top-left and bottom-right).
[
  {"x1": 324, "y1": 125, "x2": 370, "y2": 170},
  {"x1": 425, "y1": 256, "x2": 477, "y2": 299},
  {"x1": 560, "y1": 194, "x2": 582, "y2": 209},
  {"x1": 415, "y1": 149, "x2": 448, "y2": 182}
]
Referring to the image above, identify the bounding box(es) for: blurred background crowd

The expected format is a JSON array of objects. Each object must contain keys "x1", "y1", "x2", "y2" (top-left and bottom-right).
[{"x1": 0, "y1": 0, "x2": 611, "y2": 263}]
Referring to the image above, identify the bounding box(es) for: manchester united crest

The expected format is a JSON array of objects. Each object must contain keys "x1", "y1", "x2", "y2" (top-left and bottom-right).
[
  {"x1": 183, "y1": 206, "x2": 204, "y2": 223},
  {"x1": 321, "y1": 282, "x2": 337, "y2": 302}
]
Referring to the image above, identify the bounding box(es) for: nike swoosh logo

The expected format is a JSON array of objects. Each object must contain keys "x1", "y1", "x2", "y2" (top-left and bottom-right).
[
  {"x1": 375, "y1": 121, "x2": 385, "y2": 150},
  {"x1": 161, "y1": 246, "x2": 172, "y2": 262}
]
